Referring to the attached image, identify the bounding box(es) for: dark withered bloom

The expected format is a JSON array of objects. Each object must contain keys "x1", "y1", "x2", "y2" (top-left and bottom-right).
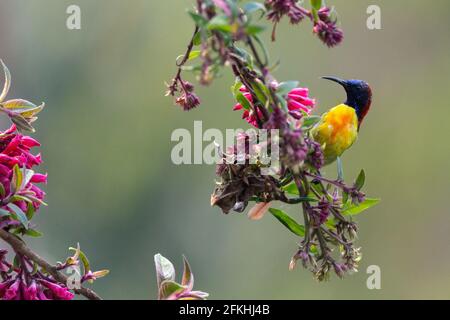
[
  {"x1": 265, "y1": 108, "x2": 308, "y2": 172},
  {"x1": 265, "y1": 0, "x2": 308, "y2": 24},
  {"x1": 166, "y1": 78, "x2": 201, "y2": 111},
  {"x1": 212, "y1": 134, "x2": 280, "y2": 214},
  {"x1": 281, "y1": 128, "x2": 307, "y2": 172},
  {"x1": 176, "y1": 91, "x2": 201, "y2": 111},
  {"x1": 211, "y1": 161, "x2": 281, "y2": 214},
  {"x1": 306, "y1": 138, "x2": 324, "y2": 170},
  {"x1": 312, "y1": 197, "x2": 331, "y2": 225},
  {"x1": 313, "y1": 7, "x2": 344, "y2": 47},
  {"x1": 165, "y1": 80, "x2": 178, "y2": 97},
  {"x1": 264, "y1": 107, "x2": 288, "y2": 130}
]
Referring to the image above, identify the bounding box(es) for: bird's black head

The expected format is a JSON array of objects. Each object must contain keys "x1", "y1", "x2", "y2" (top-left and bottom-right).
[{"x1": 322, "y1": 76, "x2": 372, "y2": 128}]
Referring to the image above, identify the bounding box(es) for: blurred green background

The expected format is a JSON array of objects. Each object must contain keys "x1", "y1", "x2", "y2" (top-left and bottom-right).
[{"x1": 0, "y1": 0, "x2": 449, "y2": 299}]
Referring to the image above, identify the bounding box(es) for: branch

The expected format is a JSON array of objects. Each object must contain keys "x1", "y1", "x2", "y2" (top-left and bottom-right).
[{"x1": 0, "y1": 229, "x2": 102, "y2": 300}]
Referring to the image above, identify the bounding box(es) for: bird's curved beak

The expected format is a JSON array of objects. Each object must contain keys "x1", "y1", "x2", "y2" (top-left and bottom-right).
[{"x1": 321, "y1": 76, "x2": 348, "y2": 89}]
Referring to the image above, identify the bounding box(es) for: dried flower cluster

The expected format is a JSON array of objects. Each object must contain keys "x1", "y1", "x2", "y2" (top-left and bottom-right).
[
  {"x1": 265, "y1": 0, "x2": 344, "y2": 44},
  {"x1": 166, "y1": 0, "x2": 378, "y2": 281}
]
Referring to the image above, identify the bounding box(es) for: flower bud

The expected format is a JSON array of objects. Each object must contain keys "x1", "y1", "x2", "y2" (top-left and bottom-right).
[
  {"x1": 39, "y1": 279, "x2": 74, "y2": 300},
  {"x1": 3, "y1": 278, "x2": 21, "y2": 300}
]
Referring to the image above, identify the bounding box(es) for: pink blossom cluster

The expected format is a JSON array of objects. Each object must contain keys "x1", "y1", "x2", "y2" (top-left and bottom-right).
[{"x1": 0, "y1": 125, "x2": 46, "y2": 227}]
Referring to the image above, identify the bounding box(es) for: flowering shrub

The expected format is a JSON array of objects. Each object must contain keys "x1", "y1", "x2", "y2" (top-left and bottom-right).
[
  {"x1": 167, "y1": 0, "x2": 379, "y2": 281},
  {"x1": 0, "y1": 61, "x2": 107, "y2": 300}
]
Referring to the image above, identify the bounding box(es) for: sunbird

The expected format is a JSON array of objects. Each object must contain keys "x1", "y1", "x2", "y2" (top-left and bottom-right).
[{"x1": 311, "y1": 77, "x2": 372, "y2": 165}]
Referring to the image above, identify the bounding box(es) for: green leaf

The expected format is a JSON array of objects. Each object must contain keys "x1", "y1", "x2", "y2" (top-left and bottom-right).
[
  {"x1": 22, "y1": 168, "x2": 35, "y2": 188},
  {"x1": 342, "y1": 198, "x2": 380, "y2": 216},
  {"x1": 10, "y1": 195, "x2": 32, "y2": 204},
  {"x1": 232, "y1": 46, "x2": 253, "y2": 67},
  {"x1": 274, "y1": 93, "x2": 288, "y2": 112},
  {"x1": 11, "y1": 164, "x2": 23, "y2": 193},
  {"x1": 251, "y1": 81, "x2": 270, "y2": 105},
  {"x1": 91, "y1": 269, "x2": 110, "y2": 280},
  {"x1": 354, "y1": 169, "x2": 365, "y2": 190},
  {"x1": 207, "y1": 15, "x2": 233, "y2": 33},
  {"x1": 310, "y1": 0, "x2": 323, "y2": 10},
  {"x1": 2, "y1": 99, "x2": 44, "y2": 119},
  {"x1": 243, "y1": 2, "x2": 267, "y2": 15},
  {"x1": 337, "y1": 157, "x2": 344, "y2": 181},
  {"x1": 78, "y1": 250, "x2": 91, "y2": 273},
  {"x1": 159, "y1": 280, "x2": 186, "y2": 300},
  {"x1": 252, "y1": 35, "x2": 270, "y2": 66},
  {"x1": 282, "y1": 181, "x2": 319, "y2": 201},
  {"x1": 30, "y1": 261, "x2": 39, "y2": 275},
  {"x1": 282, "y1": 182, "x2": 299, "y2": 195},
  {"x1": 245, "y1": 25, "x2": 266, "y2": 35},
  {"x1": 24, "y1": 194, "x2": 47, "y2": 206},
  {"x1": 188, "y1": 50, "x2": 201, "y2": 61},
  {"x1": 7, "y1": 203, "x2": 29, "y2": 229},
  {"x1": 0, "y1": 208, "x2": 10, "y2": 217},
  {"x1": 277, "y1": 81, "x2": 299, "y2": 96},
  {"x1": 188, "y1": 11, "x2": 208, "y2": 28},
  {"x1": 9, "y1": 168, "x2": 34, "y2": 197},
  {"x1": 231, "y1": 79, "x2": 243, "y2": 96},
  {"x1": 176, "y1": 50, "x2": 201, "y2": 64},
  {"x1": 70, "y1": 246, "x2": 91, "y2": 272},
  {"x1": 342, "y1": 191, "x2": 349, "y2": 206},
  {"x1": 0, "y1": 59, "x2": 11, "y2": 103},
  {"x1": 269, "y1": 208, "x2": 305, "y2": 237},
  {"x1": 236, "y1": 92, "x2": 252, "y2": 111},
  {"x1": 302, "y1": 115, "x2": 321, "y2": 128},
  {"x1": 25, "y1": 202, "x2": 35, "y2": 220},
  {"x1": 24, "y1": 228, "x2": 43, "y2": 238},
  {"x1": 192, "y1": 31, "x2": 203, "y2": 46},
  {"x1": 13, "y1": 255, "x2": 20, "y2": 270},
  {"x1": 10, "y1": 113, "x2": 35, "y2": 132},
  {"x1": 154, "y1": 253, "x2": 176, "y2": 288},
  {"x1": 181, "y1": 255, "x2": 193, "y2": 288},
  {"x1": 0, "y1": 182, "x2": 5, "y2": 197}
]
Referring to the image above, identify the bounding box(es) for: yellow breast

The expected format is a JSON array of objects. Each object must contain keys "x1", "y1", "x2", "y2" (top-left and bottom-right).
[{"x1": 311, "y1": 104, "x2": 358, "y2": 165}]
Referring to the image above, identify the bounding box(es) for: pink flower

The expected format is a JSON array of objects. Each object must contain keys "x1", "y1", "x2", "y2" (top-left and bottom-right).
[
  {"x1": 3, "y1": 278, "x2": 21, "y2": 300},
  {"x1": 24, "y1": 281, "x2": 38, "y2": 300},
  {"x1": 233, "y1": 86, "x2": 264, "y2": 128},
  {"x1": 39, "y1": 279, "x2": 74, "y2": 300},
  {"x1": 38, "y1": 291, "x2": 50, "y2": 300},
  {"x1": 0, "y1": 128, "x2": 42, "y2": 169},
  {"x1": 31, "y1": 173, "x2": 48, "y2": 184},
  {"x1": 0, "y1": 125, "x2": 47, "y2": 223},
  {"x1": 287, "y1": 88, "x2": 315, "y2": 113},
  {"x1": 0, "y1": 279, "x2": 14, "y2": 299},
  {"x1": 233, "y1": 85, "x2": 316, "y2": 127}
]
